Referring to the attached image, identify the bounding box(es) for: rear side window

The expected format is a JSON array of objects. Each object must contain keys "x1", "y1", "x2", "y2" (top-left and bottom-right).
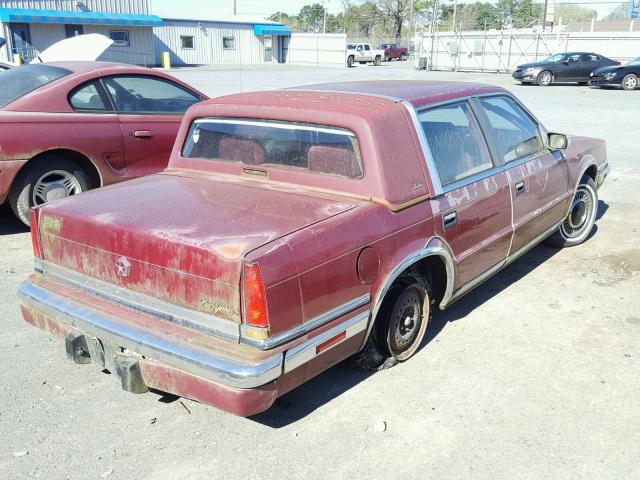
[
  {"x1": 478, "y1": 96, "x2": 544, "y2": 163},
  {"x1": 102, "y1": 75, "x2": 200, "y2": 114},
  {"x1": 0, "y1": 64, "x2": 71, "y2": 108},
  {"x1": 182, "y1": 119, "x2": 363, "y2": 179},
  {"x1": 419, "y1": 102, "x2": 493, "y2": 186},
  {"x1": 69, "y1": 82, "x2": 108, "y2": 111}
]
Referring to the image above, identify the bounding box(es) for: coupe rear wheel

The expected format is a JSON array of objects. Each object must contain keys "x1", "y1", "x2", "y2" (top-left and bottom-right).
[
  {"x1": 9, "y1": 156, "x2": 91, "y2": 226},
  {"x1": 537, "y1": 70, "x2": 553, "y2": 86},
  {"x1": 545, "y1": 177, "x2": 598, "y2": 248},
  {"x1": 622, "y1": 74, "x2": 638, "y2": 91}
]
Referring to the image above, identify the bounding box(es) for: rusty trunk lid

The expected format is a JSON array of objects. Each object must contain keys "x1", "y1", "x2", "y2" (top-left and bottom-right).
[{"x1": 38, "y1": 172, "x2": 357, "y2": 322}]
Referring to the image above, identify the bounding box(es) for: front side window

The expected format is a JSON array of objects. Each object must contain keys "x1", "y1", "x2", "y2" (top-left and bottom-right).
[
  {"x1": 0, "y1": 64, "x2": 70, "y2": 108},
  {"x1": 583, "y1": 54, "x2": 599, "y2": 62},
  {"x1": 110, "y1": 30, "x2": 130, "y2": 47},
  {"x1": 182, "y1": 119, "x2": 363, "y2": 179},
  {"x1": 419, "y1": 102, "x2": 494, "y2": 186},
  {"x1": 181, "y1": 36, "x2": 194, "y2": 49},
  {"x1": 478, "y1": 96, "x2": 544, "y2": 163},
  {"x1": 102, "y1": 75, "x2": 200, "y2": 114},
  {"x1": 223, "y1": 36, "x2": 235, "y2": 50},
  {"x1": 544, "y1": 54, "x2": 564, "y2": 63},
  {"x1": 69, "y1": 82, "x2": 107, "y2": 111}
]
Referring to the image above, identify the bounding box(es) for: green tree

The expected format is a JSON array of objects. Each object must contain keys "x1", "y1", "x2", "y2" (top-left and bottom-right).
[
  {"x1": 496, "y1": 0, "x2": 543, "y2": 28},
  {"x1": 298, "y1": 3, "x2": 327, "y2": 32},
  {"x1": 555, "y1": 4, "x2": 597, "y2": 23},
  {"x1": 604, "y1": 3, "x2": 629, "y2": 21}
]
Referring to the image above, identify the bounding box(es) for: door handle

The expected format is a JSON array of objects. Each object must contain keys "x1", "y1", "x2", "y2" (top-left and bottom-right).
[
  {"x1": 443, "y1": 211, "x2": 458, "y2": 229},
  {"x1": 515, "y1": 181, "x2": 525, "y2": 195},
  {"x1": 131, "y1": 130, "x2": 152, "y2": 139}
]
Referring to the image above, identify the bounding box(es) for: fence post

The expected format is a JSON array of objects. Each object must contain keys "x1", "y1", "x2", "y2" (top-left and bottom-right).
[{"x1": 506, "y1": 35, "x2": 512, "y2": 72}]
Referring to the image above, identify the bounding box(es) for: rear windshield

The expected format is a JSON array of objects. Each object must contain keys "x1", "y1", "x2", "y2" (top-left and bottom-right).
[
  {"x1": 182, "y1": 119, "x2": 363, "y2": 179},
  {"x1": 0, "y1": 64, "x2": 71, "y2": 108}
]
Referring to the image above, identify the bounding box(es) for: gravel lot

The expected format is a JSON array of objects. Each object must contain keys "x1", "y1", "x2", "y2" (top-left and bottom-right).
[{"x1": 1, "y1": 61, "x2": 639, "y2": 480}]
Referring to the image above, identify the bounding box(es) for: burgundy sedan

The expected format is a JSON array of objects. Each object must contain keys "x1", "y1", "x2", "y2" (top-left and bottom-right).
[
  {"x1": 19, "y1": 81, "x2": 609, "y2": 416},
  {"x1": 0, "y1": 62, "x2": 206, "y2": 225}
]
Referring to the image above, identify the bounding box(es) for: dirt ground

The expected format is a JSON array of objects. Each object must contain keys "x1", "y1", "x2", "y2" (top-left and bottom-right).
[{"x1": 1, "y1": 62, "x2": 638, "y2": 480}]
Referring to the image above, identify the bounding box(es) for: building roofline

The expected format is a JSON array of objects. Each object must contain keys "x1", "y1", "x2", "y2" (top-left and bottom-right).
[{"x1": 159, "y1": 16, "x2": 284, "y2": 27}]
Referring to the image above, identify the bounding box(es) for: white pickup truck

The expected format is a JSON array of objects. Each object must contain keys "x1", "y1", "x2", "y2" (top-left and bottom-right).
[{"x1": 346, "y1": 43, "x2": 385, "y2": 67}]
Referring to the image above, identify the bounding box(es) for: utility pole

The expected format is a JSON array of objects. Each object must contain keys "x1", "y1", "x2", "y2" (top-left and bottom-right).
[
  {"x1": 451, "y1": 0, "x2": 458, "y2": 32},
  {"x1": 407, "y1": 0, "x2": 415, "y2": 53},
  {"x1": 233, "y1": 0, "x2": 237, "y2": 16},
  {"x1": 323, "y1": 0, "x2": 327, "y2": 34},
  {"x1": 542, "y1": 0, "x2": 548, "y2": 31}
]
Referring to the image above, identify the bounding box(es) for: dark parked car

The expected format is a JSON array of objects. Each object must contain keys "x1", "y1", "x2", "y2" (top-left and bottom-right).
[
  {"x1": 589, "y1": 57, "x2": 640, "y2": 90},
  {"x1": 512, "y1": 52, "x2": 620, "y2": 86}
]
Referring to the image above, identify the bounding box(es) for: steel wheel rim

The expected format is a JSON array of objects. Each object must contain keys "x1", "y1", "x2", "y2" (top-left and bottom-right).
[
  {"x1": 32, "y1": 170, "x2": 82, "y2": 205},
  {"x1": 387, "y1": 285, "x2": 427, "y2": 360},
  {"x1": 540, "y1": 72, "x2": 551, "y2": 85},
  {"x1": 561, "y1": 187, "x2": 594, "y2": 239},
  {"x1": 624, "y1": 76, "x2": 637, "y2": 89}
]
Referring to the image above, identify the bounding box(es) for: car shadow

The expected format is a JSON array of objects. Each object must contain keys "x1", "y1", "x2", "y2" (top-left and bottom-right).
[{"x1": 0, "y1": 204, "x2": 28, "y2": 235}]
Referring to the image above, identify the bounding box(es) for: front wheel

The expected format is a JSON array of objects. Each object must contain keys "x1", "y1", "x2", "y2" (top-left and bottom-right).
[
  {"x1": 545, "y1": 177, "x2": 598, "y2": 248},
  {"x1": 622, "y1": 73, "x2": 638, "y2": 91},
  {"x1": 8, "y1": 156, "x2": 91, "y2": 226},
  {"x1": 347, "y1": 55, "x2": 354, "y2": 68},
  {"x1": 537, "y1": 70, "x2": 553, "y2": 86}
]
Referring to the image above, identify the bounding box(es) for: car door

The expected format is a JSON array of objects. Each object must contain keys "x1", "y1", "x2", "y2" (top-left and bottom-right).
[
  {"x1": 556, "y1": 53, "x2": 582, "y2": 81},
  {"x1": 578, "y1": 54, "x2": 600, "y2": 80},
  {"x1": 419, "y1": 100, "x2": 512, "y2": 289},
  {"x1": 101, "y1": 75, "x2": 202, "y2": 178},
  {"x1": 475, "y1": 95, "x2": 570, "y2": 256},
  {"x1": 67, "y1": 80, "x2": 126, "y2": 174}
]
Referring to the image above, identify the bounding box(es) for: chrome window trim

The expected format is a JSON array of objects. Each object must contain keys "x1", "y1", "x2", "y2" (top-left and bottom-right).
[
  {"x1": 18, "y1": 281, "x2": 283, "y2": 389},
  {"x1": 284, "y1": 310, "x2": 370, "y2": 373},
  {"x1": 241, "y1": 293, "x2": 371, "y2": 349},
  {"x1": 39, "y1": 261, "x2": 241, "y2": 342},
  {"x1": 193, "y1": 118, "x2": 356, "y2": 137},
  {"x1": 401, "y1": 100, "x2": 444, "y2": 197}
]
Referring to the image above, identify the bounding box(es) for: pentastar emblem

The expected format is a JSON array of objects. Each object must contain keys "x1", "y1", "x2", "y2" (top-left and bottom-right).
[{"x1": 115, "y1": 256, "x2": 131, "y2": 278}]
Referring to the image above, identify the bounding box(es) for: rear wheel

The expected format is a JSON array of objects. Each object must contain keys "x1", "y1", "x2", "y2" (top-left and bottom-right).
[
  {"x1": 537, "y1": 70, "x2": 553, "y2": 86},
  {"x1": 374, "y1": 56, "x2": 381, "y2": 66},
  {"x1": 545, "y1": 177, "x2": 598, "y2": 248},
  {"x1": 400, "y1": 53, "x2": 407, "y2": 61},
  {"x1": 350, "y1": 272, "x2": 432, "y2": 370},
  {"x1": 622, "y1": 73, "x2": 638, "y2": 91},
  {"x1": 8, "y1": 156, "x2": 91, "y2": 226}
]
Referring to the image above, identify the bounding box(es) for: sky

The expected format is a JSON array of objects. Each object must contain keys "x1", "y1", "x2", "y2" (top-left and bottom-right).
[{"x1": 151, "y1": 0, "x2": 625, "y2": 21}]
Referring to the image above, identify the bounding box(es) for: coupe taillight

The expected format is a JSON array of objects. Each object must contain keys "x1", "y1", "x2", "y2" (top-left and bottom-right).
[
  {"x1": 29, "y1": 209, "x2": 43, "y2": 260},
  {"x1": 244, "y1": 263, "x2": 269, "y2": 334}
]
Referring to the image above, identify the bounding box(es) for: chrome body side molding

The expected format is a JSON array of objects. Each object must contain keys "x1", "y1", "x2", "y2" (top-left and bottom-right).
[
  {"x1": 240, "y1": 293, "x2": 371, "y2": 350},
  {"x1": 284, "y1": 311, "x2": 370, "y2": 373}
]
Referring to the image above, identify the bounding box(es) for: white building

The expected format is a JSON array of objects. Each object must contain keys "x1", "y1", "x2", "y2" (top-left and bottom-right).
[
  {"x1": 154, "y1": 16, "x2": 291, "y2": 66},
  {"x1": 0, "y1": 0, "x2": 162, "y2": 65}
]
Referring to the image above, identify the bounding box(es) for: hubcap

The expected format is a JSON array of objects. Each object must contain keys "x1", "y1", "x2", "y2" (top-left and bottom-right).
[
  {"x1": 625, "y1": 76, "x2": 637, "y2": 89},
  {"x1": 32, "y1": 170, "x2": 82, "y2": 205},
  {"x1": 541, "y1": 73, "x2": 551, "y2": 84},
  {"x1": 561, "y1": 187, "x2": 593, "y2": 238}
]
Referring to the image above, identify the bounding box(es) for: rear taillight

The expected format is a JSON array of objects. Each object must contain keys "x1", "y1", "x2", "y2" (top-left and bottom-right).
[
  {"x1": 30, "y1": 208, "x2": 43, "y2": 260},
  {"x1": 244, "y1": 262, "x2": 269, "y2": 339}
]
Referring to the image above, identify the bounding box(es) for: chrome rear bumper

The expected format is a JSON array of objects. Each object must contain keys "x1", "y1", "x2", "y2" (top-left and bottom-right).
[{"x1": 18, "y1": 280, "x2": 283, "y2": 389}]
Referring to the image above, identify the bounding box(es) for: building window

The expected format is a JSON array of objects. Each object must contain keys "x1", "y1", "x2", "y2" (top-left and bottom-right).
[
  {"x1": 110, "y1": 30, "x2": 130, "y2": 47},
  {"x1": 223, "y1": 36, "x2": 235, "y2": 50},
  {"x1": 65, "y1": 25, "x2": 83, "y2": 38},
  {"x1": 180, "y1": 36, "x2": 194, "y2": 49}
]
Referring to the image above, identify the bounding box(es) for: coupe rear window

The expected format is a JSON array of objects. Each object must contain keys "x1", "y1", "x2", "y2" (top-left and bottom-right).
[
  {"x1": 0, "y1": 64, "x2": 71, "y2": 108},
  {"x1": 182, "y1": 119, "x2": 363, "y2": 179}
]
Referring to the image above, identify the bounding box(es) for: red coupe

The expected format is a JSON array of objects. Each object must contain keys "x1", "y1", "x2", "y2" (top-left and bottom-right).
[{"x1": 0, "y1": 61, "x2": 207, "y2": 225}]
